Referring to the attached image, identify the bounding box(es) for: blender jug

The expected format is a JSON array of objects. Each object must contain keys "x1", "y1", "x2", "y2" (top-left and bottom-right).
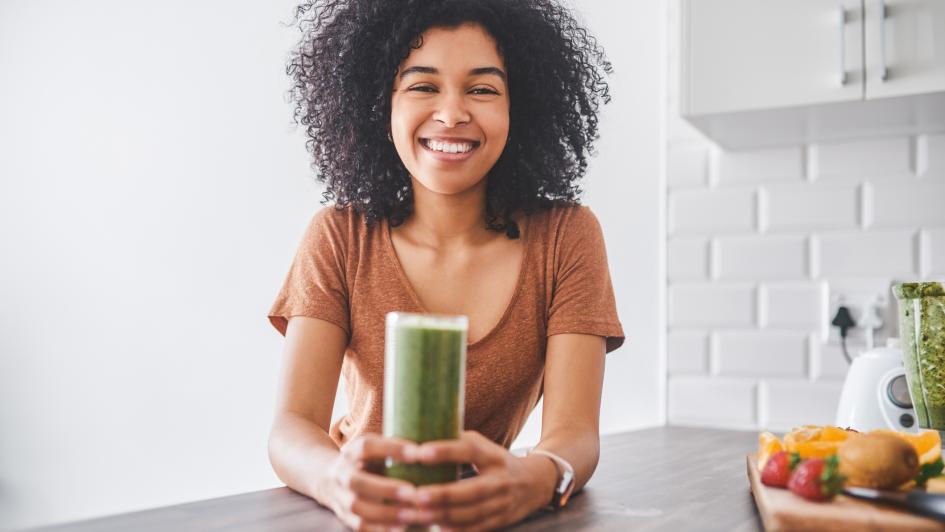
[{"x1": 893, "y1": 282, "x2": 945, "y2": 439}]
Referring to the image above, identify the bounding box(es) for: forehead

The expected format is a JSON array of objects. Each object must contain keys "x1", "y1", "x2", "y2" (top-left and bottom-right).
[{"x1": 401, "y1": 23, "x2": 504, "y2": 71}]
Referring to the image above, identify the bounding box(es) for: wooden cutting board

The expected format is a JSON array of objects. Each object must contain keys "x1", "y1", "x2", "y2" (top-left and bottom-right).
[{"x1": 747, "y1": 454, "x2": 945, "y2": 531}]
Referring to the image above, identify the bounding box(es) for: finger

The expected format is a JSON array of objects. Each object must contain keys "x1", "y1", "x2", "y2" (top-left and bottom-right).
[
  {"x1": 341, "y1": 512, "x2": 407, "y2": 532},
  {"x1": 342, "y1": 494, "x2": 417, "y2": 527},
  {"x1": 416, "y1": 475, "x2": 507, "y2": 507},
  {"x1": 343, "y1": 434, "x2": 418, "y2": 463},
  {"x1": 416, "y1": 439, "x2": 501, "y2": 467},
  {"x1": 435, "y1": 491, "x2": 511, "y2": 528},
  {"x1": 347, "y1": 470, "x2": 418, "y2": 504}
]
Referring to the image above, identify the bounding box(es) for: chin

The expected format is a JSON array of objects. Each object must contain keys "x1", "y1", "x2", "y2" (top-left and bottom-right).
[{"x1": 413, "y1": 173, "x2": 486, "y2": 196}]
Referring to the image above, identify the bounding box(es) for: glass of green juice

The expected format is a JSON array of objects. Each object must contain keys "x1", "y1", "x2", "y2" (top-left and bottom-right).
[
  {"x1": 383, "y1": 312, "x2": 467, "y2": 486},
  {"x1": 893, "y1": 282, "x2": 945, "y2": 439}
]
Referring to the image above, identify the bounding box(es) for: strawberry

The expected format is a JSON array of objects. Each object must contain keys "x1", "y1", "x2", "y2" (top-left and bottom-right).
[
  {"x1": 761, "y1": 451, "x2": 800, "y2": 488},
  {"x1": 787, "y1": 455, "x2": 846, "y2": 502}
]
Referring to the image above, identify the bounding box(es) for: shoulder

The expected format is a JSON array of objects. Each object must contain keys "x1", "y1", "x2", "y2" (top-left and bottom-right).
[
  {"x1": 306, "y1": 204, "x2": 370, "y2": 239},
  {"x1": 299, "y1": 205, "x2": 374, "y2": 260},
  {"x1": 537, "y1": 203, "x2": 603, "y2": 240}
]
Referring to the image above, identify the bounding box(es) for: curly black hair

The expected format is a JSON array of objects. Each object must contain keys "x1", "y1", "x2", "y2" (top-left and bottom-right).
[{"x1": 287, "y1": 0, "x2": 611, "y2": 238}]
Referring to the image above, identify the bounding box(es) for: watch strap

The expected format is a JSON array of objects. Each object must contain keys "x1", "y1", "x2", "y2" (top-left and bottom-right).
[{"x1": 528, "y1": 448, "x2": 575, "y2": 509}]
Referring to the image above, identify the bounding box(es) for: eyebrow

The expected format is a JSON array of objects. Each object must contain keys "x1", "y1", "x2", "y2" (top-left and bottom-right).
[{"x1": 399, "y1": 66, "x2": 507, "y2": 82}]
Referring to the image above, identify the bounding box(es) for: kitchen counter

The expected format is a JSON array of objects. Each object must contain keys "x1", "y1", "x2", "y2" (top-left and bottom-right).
[{"x1": 38, "y1": 426, "x2": 763, "y2": 531}]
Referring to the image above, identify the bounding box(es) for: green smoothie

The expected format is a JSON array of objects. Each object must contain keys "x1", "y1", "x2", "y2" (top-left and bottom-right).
[
  {"x1": 893, "y1": 282, "x2": 945, "y2": 431},
  {"x1": 383, "y1": 312, "x2": 467, "y2": 486}
]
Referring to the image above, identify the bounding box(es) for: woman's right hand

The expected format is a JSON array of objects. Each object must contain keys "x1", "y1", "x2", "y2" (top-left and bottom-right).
[{"x1": 321, "y1": 433, "x2": 429, "y2": 531}]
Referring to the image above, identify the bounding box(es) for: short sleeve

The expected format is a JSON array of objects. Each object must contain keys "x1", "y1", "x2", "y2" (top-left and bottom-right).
[
  {"x1": 268, "y1": 207, "x2": 351, "y2": 337},
  {"x1": 546, "y1": 206, "x2": 625, "y2": 353}
]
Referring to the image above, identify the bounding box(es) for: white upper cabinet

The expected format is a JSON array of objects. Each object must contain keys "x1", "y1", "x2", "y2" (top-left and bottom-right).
[
  {"x1": 864, "y1": 0, "x2": 945, "y2": 99},
  {"x1": 682, "y1": 0, "x2": 863, "y2": 115},
  {"x1": 680, "y1": 0, "x2": 945, "y2": 148}
]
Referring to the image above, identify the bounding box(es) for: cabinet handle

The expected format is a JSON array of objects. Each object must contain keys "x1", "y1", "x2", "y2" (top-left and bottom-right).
[
  {"x1": 837, "y1": 5, "x2": 847, "y2": 86},
  {"x1": 877, "y1": 0, "x2": 888, "y2": 81}
]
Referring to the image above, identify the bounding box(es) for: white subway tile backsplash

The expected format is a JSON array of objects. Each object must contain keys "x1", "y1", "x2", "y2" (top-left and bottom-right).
[
  {"x1": 872, "y1": 182, "x2": 945, "y2": 228},
  {"x1": 669, "y1": 188, "x2": 756, "y2": 235},
  {"x1": 667, "y1": 145, "x2": 708, "y2": 187},
  {"x1": 923, "y1": 134, "x2": 945, "y2": 178},
  {"x1": 669, "y1": 284, "x2": 756, "y2": 327},
  {"x1": 716, "y1": 332, "x2": 808, "y2": 378},
  {"x1": 765, "y1": 182, "x2": 860, "y2": 232},
  {"x1": 718, "y1": 147, "x2": 805, "y2": 186},
  {"x1": 816, "y1": 137, "x2": 912, "y2": 180},
  {"x1": 765, "y1": 282, "x2": 828, "y2": 329},
  {"x1": 668, "y1": 332, "x2": 709, "y2": 374},
  {"x1": 716, "y1": 236, "x2": 808, "y2": 280},
  {"x1": 929, "y1": 228, "x2": 945, "y2": 276},
  {"x1": 818, "y1": 231, "x2": 916, "y2": 277},
  {"x1": 668, "y1": 237, "x2": 709, "y2": 280},
  {"x1": 764, "y1": 381, "x2": 843, "y2": 431},
  {"x1": 668, "y1": 376, "x2": 757, "y2": 427},
  {"x1": 816, "y1": 343, "x2": 853, "y2": 381}
]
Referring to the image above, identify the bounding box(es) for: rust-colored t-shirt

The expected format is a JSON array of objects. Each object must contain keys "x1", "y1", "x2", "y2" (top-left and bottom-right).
[{"x1": 268, "y1": 204, "x2": 624, "y2": 448}]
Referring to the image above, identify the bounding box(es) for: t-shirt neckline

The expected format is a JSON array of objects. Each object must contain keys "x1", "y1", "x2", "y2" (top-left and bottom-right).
[{"x1": 381, "y1": 214, "x2": 532, "y2": 349}]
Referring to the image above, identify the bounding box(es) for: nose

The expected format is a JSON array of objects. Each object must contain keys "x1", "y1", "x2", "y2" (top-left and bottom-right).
[{"x1": 433, "y1": 91, "x2": 471, "y2": 128}]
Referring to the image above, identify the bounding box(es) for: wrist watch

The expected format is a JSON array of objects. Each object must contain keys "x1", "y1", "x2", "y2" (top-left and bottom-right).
[{"x1": 529, "y1": 448, "x2": 575, "y2": 510}]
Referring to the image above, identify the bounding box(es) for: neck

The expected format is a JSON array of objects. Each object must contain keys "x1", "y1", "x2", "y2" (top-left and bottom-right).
[{"x1": 402, "y1": 175, "x2": 492, "y2": 248}]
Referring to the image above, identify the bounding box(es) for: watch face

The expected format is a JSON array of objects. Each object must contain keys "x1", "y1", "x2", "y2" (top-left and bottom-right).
[{"x1": 556, "y1": 469, "x2": 575, "y2": 508}]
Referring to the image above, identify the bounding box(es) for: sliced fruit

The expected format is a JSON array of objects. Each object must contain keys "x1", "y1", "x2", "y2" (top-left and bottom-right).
[
  {"x1": 819, "y1": 425, "x2": 856, "y2": 442},
  {"x1": 758, "y1": 431, "x2": 785, "y2": 470},
  {"x1": 926, "y1": 476, "x2": 945, "y2": 494},
  {"x1": 793, "y1": 440, "x2": 843, "y2": 459},
  {"x1": 783, "y1": 426, "x2": 823, "y2": 452}
]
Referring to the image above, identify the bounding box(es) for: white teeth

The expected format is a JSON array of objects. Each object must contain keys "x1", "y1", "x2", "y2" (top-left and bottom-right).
[{"x1": 425, "y1": 140, "x2": 474, "y2": 154}]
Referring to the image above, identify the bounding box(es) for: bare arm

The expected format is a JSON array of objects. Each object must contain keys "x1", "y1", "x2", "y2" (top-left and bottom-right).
[
  {"x1": 532, "y1": 332, "x2": 607, "y2": 493},
  {"x1": 267, "y1": 317, "x2": 419, "y2": 529},
  {"x1": 267, "y1": 316, "x2": 346, "y2": 501}
]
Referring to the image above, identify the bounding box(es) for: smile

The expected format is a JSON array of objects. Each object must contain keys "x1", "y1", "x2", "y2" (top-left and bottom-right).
[{"x1": 419, "y1": 137, "x2": 481, "y2": 161}]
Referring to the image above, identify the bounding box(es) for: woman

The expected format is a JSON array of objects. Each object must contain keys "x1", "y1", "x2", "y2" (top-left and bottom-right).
[{"x1": 267, "y1": 0, "x2": 623, "y2": 530}]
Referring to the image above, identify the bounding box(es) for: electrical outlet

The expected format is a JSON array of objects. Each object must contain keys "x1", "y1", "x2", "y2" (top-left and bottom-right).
[{"x1": 827, "y1": 286, "x2": 896, "y2": 351}]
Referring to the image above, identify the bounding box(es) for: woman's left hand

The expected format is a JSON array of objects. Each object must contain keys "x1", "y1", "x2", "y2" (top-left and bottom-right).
[{"x1": 405, "y1": 430, "x2": 557, "y2": 531}]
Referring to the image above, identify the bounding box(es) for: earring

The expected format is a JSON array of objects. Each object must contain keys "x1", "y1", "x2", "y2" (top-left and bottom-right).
[{"x1": 387, "y1": 131, "x2": 393, "y2": 143}]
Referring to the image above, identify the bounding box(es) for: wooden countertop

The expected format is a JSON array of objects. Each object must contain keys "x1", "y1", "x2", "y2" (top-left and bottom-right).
[{"x1": 38, "y1": 426, "x2": 763, "y2": 531}]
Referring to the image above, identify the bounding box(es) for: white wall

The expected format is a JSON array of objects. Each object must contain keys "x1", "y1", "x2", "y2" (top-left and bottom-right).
[
  {"x1": 0, "y1": 0, "x2": 665, "y2": 529},
  {"x1": 665, "y1": 0, "x2": 945, "y2": 432}
]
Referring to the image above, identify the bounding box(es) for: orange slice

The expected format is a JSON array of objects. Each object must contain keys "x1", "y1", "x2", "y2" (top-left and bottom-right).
[
  {"x1": 783, "y1": 425, "x2": 823, "y2": 452},
  {"x1": 757, "y1": 431, "x2": 784, "y2": 470},
  {"x1": 793, "y1": 440, "x2": 842, "y2": 459},
  {"x1": 819, "y1": 425, "x2": 856, "y2": 442}
]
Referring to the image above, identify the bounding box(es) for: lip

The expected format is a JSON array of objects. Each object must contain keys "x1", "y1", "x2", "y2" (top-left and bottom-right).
[{"x1": 418, "y1": 137, "x2": 481, "y2": 162}]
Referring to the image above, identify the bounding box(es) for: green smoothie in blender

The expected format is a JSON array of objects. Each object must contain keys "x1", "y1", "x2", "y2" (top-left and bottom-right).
[{"x1": 893, "y1": 282, "x2": 945, "y2": 432}]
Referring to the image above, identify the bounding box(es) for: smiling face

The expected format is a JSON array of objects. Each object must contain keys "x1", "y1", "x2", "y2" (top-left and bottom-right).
[{"x1": 390, "y1": 24, "x2": 510, "y2": 197}]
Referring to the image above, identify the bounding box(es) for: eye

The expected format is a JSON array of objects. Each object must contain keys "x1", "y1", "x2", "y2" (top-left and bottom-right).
[
  {"x1": 407, "y1": 84, "x2": 437, "y2": 93},
  {"x1": 469, "y1": 87, "x2": 500, "y2": 96}
]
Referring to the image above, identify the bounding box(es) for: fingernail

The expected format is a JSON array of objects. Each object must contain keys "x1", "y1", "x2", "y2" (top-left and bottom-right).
[
  {"x1": 403, "y1": 445, "x2": 418, "y2": 461},
  {"x1": 415, "y1": 510, "x2": 434, "y2": 523},
  {"x1": 388, "y1": 527, "x2": 405, "y2": 532},
  {"x1": 397, "y1": 486, "x2": 415, "y2": 500},
  {"x1": 398, "y1": 509, "x2": 417, "y2": 522},
  {"x1": 419, "y1": 447, "x2": 435, "y2": 460},
  {"x1": 417, "y1": 491, "x2": 432, "y2": 503}
]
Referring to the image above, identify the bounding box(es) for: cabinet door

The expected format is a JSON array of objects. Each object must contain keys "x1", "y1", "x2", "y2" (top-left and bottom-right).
[
  {"x1": 682, "y1": 0, "x2": 863, "y2": 116},
  {"x1": 864, "y1": 0, "x2": 945, "y2": 99}
]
